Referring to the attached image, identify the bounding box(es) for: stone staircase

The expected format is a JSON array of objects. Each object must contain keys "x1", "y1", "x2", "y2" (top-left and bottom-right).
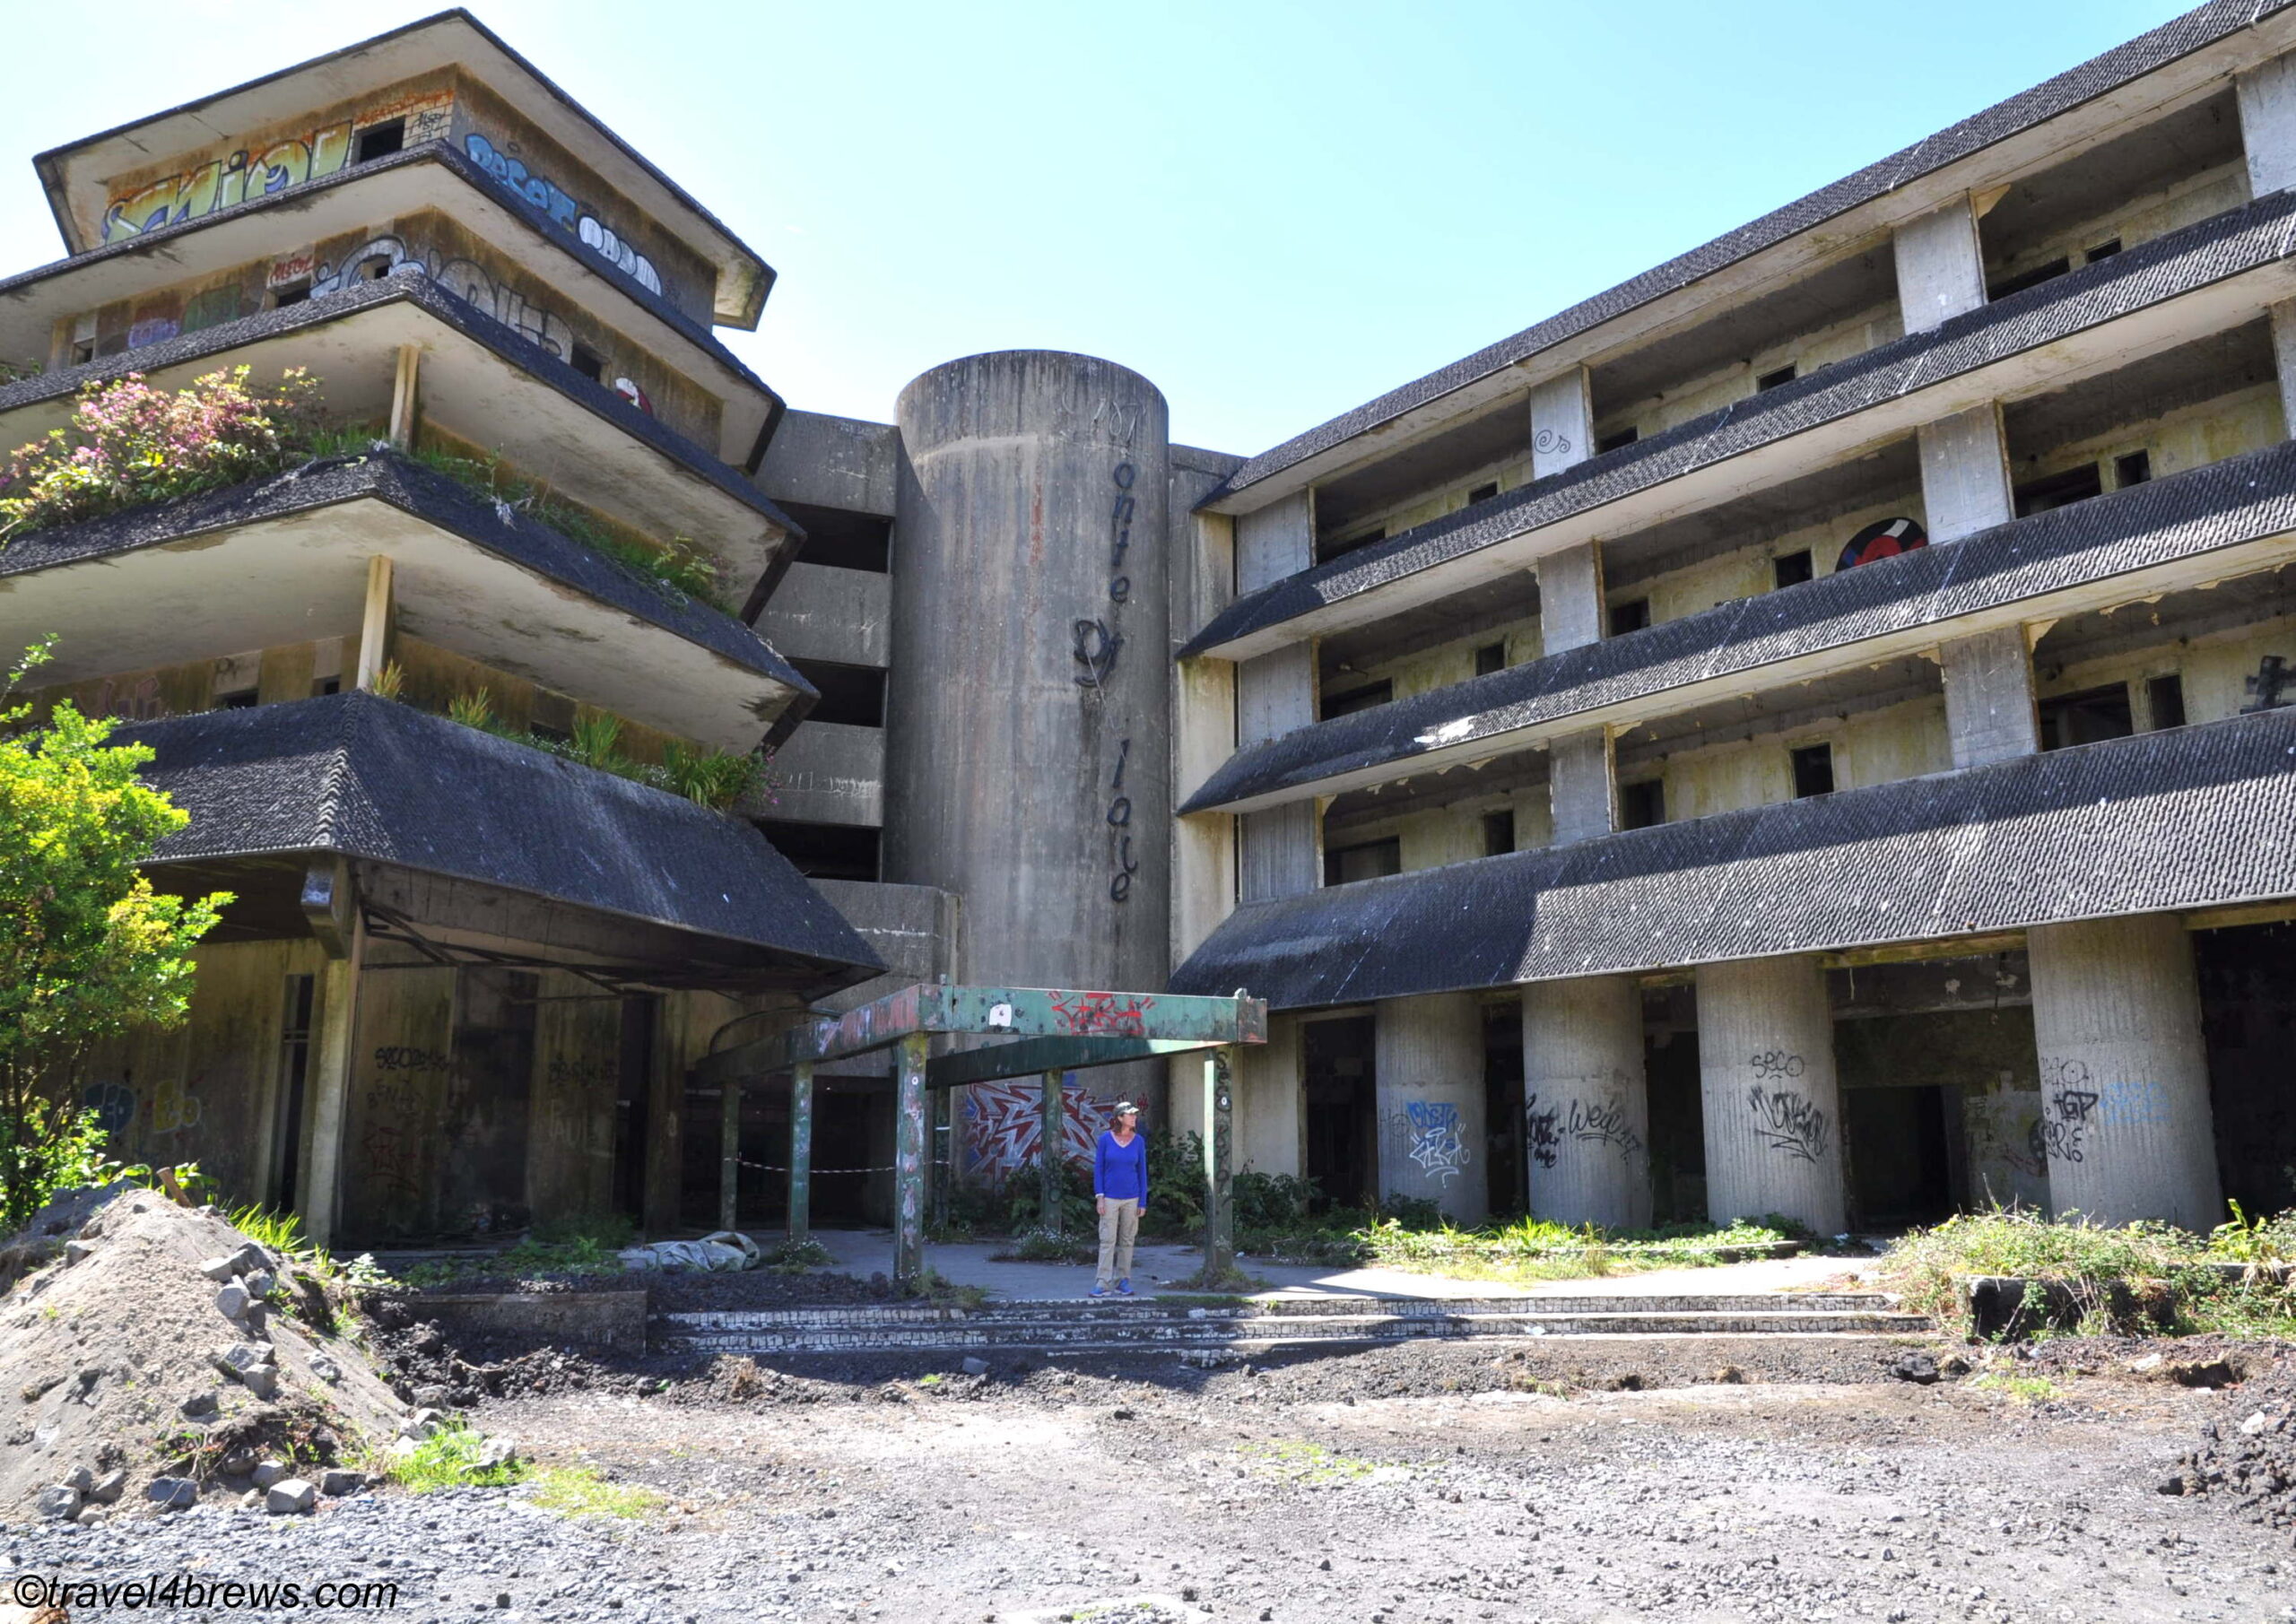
[{"x1": 654, "y1": 1290, "x2": 1931, "y2": 1357}]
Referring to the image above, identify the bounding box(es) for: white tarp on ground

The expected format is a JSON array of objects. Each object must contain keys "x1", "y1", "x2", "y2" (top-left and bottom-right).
[{"x1": 617, "y1": 1230, "x2": 761, "y2": 1272}]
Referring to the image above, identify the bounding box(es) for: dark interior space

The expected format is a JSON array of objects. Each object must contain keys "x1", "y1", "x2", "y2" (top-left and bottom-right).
[
  {"x1": 1844, "y1": 1085, "x2": 1956, "y2": 1229},
  {"x1": 1643, "y1": 1003, "x2": 1704, "y2": 1224},
  {"x1": 761, "y1": 820, "x2": 881, "y2": 881},
  {"x1": 788, "y1": 659, "x2": 887, "y2": 728},
  {"x1": 782, "y1": 500, "x2": 892, "y2": 573},
  {"x1": 1484, "y1": 1002, "x2": 1525, "y2": 1220},
  {"x1": 446, "y1": 968, "x2": 538, "y2": 1237},
  {"x1": 612, "y1": 994, "x2": 657, "y2": 1221},
  {"x1": 683, "y1": 1077, "x2": 882, "y2": 1229},
  {"x1": 1303, "y1": 1015, "x2": 1378, "y2": 1211},
  {"x1": 1310, "y1": 397, "x2": 1527, "y2": 543},
  {"x1": 2198, "y1": 920, "x2": 2296, "y2": 1217},
  {"x1": 2038, "y1": 683, "x2": 2135, "y2": 750}
]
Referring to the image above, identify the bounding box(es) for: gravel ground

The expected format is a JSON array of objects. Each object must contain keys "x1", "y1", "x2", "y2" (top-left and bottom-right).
[{"x1": 7, "y1": 1334, "x2": 2294, "y2": 1624}]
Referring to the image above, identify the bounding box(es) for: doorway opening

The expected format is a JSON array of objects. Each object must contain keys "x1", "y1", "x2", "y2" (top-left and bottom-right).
[
  {"x1": 1303, "y1": 1015, "x2": 1378, "y2": 1211},
  {"x1": 1845, "y1": 1085, "x2": 1955, "y2": 1228}
]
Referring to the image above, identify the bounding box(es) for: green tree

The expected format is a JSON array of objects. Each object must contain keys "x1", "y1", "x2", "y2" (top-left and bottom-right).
[{"x1": 0, "y1": 640, "x2": 230, "y2": 1229}]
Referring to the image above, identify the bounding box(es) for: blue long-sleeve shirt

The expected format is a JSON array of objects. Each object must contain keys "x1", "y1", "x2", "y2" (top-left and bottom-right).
[{"x1": 1094, "y1": 1129, "x2": 1149, "y2": 1206}]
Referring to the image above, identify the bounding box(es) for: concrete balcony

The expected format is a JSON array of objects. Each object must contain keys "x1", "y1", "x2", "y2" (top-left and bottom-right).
[
  {"x1": 762, "y1": 722, "x2": 884, "y2": 827},
  {"x1": 755, "y1": 563, "x2": 891, "y2": 667}
]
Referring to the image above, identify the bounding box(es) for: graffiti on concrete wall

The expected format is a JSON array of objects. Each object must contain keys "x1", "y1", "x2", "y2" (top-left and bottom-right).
[
  {"x1": 963, "y1": 1079, "x2": 1113, "y2": 1176},
  {"x1": 1565, "y1": 1097, "x2": 1644, "y2": 1159},
  {"x1": 1048, "y1": 990, "x2": 1154, "y2": 1038},
  {"x1": 2039, "y1": 1056, "x2": 2096, "y2": 1164},
  {"x1": 1525, "y1": 1097, "x2": 1560, "y2": 1169},
  {"x1": 82, "y1": 1080, "x2": 135, "y2": 1141},
  {"x1": 91, "y1": 674, "x2": 166, "y2": 721},
  {"x1": 1397, "y1": 1100, "x2": 1470, "y2": 1185},
  {"x1": 362, "y1": 1044, "x2": 451, "y2": 1200},
  {"x1": 1091, "y1": 460, "x2": 1145, "y2": 901},
  {"x1": 2244, "y1": 654, "x2": 2291, "y2": 712},
  {"x1": 300, "y1": 234, "x2": 583, "y2": 368},
  {"x1": 1746, "y1": 1084, "x2": 1830, "y2": 1163},
  {"x1": 100, "y1": 92, "x2": 454, "y2": 243},
  {"x1": 463, "y1": 135, "x2": 664, "y2": 296}
]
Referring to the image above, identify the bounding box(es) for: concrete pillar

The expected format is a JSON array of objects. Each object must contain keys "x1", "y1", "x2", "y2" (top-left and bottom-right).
[
  {"x1": 2238, "y1": 52, "x2": 2296, "y2": 199},
  {"x1": 1548, "y1": 728, "x2": 1617, "y2": 847},
  {"x1": 787, "y1": 1061, "x2": 814, "y2": 1243},
  {"x1": 892, "y1": 1033, "x2": 929, "y2": 1293},
  {"x1": 1917, "y1": 404, "x2": 2013, "y2": 543},
  {"x1": 1038, "y1": 1068, "x2": 1065, "y2": 1238},
  {"x1": 1529, "y1": 367, "x2": 1594, "y2": 480},
  {"x1": 1375, "y1": 992, "x2": 1487, "y2": 1224},
  {"x1": 2026, "y1": 915, "x2": 2222, "y2": 1230},
  {"x1": 1537, "y1": 541, "x2": 1605, "y2": 655},
  {"x1": 298, "y1": 916, "x2": 365, "y2": 1251},
  {"x1": 2267, "y1": 300, "x2": 2296, "y2": 439},
  {"x1": 642, "y1": 1015, "x2": 684, "y2": 1239},
  {"x1": 1234, "y1": 1012, "x2": 1304, "y2": 1177},
  {"x1": 1521, "y1": 976, "x2": 1652, "y2": 1230},
  {"x1": 1892, "y1": 195, "x2": 1988, "y2": 334},
  {"x1": 1203, "y1": 1047, "x2": 1235, "y2": 1279},
  {"x1": 1940, "y1": 626, "x2": 2039, "y2": 769},
  {"x1": 1695, "y1": 955, "x2": 1847, "y2": 1236},
  {"x1": 718, "y1": 1077, "x2": 741, "y2": 1232},
  {"x1": 886, "y1": 352, "x2": 1170, "y2": 994}
]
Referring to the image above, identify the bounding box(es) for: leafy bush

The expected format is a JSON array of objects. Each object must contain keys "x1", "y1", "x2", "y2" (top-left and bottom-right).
[
  {"x1": 663, "y1": 740, "x2": 760, "y2": 811},
  {"x1": 1231, "y1": 1169, "x2": 1320, "y2": 1232},
  {"x1": 0, "y1": 368, "x2": 320, "y2": 544},
  {"x1": 1001, "y1": 1156, "x2": 1096, "y2": 1239}
]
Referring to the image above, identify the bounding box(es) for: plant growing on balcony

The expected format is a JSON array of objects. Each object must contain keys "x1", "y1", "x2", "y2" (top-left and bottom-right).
[
  {"x1": 0, "y1": 368, "x2": 320, "y2": 544},
  {"x1": 0, "y1": 640, "x2": 230, "y2": 1229},
  {"x1": 662, "y1": 740, "x2": 761, "y2": 811},
  {"x1": 569, "y1": 712, "x2": 625, "y2": 772},
  {"x1": 447, "y1": 686, "x2": 496, "y2": 730}
]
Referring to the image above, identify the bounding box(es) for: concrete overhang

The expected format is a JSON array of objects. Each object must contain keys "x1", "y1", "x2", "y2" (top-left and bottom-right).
[
  {"x1": 0, "y1": 456, "x2": 807, "y2": 753},
  {"x1": 0, "y1": 276, "x2": 799, "y2": 616},
  {"x1": 31, "y1": 9, "x2": 774, "y2": 326},
  {"x1": 1182, "y1": 197, "x2": 2296, "y2": 663},
  {"x1": 1182, "y1": 439, "x2": 2296, "y2": 814}
]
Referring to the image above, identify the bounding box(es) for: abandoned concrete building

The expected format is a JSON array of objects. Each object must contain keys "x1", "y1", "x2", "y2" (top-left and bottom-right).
[{"x1": 3, "y1": 4, "x2": 2294, "y2": 1247}]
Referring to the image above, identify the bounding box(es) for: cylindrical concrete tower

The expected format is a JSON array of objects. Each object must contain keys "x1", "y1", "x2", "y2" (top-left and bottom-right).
[
  {"x1": 886, "y1": 352, "x2": 1172, "y2": 1075},
  {"x1": 1522, "y1": 975, "x2": 1652, "y2": 1230},
  {"x1": 1375, "y1": 992, "x2": 1488, "y2": 1225},
  {"x1": 1696, "y1": 955, "x2": 1848, "y2": 1236},
  {"x1": 2026, "y1": 913, "x2": 2221, "y2": 1229}
]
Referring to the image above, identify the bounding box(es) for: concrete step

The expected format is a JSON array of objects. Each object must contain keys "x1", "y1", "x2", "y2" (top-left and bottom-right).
[{"x1": 654, "y1": 1294, "x2": 1931, "y2": 1355}]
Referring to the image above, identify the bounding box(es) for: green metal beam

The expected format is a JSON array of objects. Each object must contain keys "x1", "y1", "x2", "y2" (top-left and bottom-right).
[{"x1": 924, "y1": 1034, "x2": 1230, "y2": 1090}]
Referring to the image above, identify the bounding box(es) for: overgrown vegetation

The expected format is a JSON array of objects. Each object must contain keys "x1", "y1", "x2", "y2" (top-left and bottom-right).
[
  {"x1": 0, "y1": 639, "x2": 230, "y2": 1229},
  {"x1": 527, "y1": 1464, "x2": 665, "y2": 1519},
  {"x1": 428, "y1": 684, "x2": 761, "y2": 811},
  {"x1": 382, "y1": 1421, "x2": 526, "y2": 1492},
  {"x1": 1352, "y1": 1214, "x2": 1805, "y2": 1285},
  {"x1": 387, "y1": 1215, "x2": 634, "y2": 1288}
]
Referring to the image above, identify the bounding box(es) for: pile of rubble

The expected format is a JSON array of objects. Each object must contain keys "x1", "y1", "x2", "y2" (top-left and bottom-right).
[
  {"x1": 2160, "y1": 1345, "x2": 2296, "y2": 1541},
  {"x1": 0, "y1": 1185, "x2": 407, "y2": 1524}
]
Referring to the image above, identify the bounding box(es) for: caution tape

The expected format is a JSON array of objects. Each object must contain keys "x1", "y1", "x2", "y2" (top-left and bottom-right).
[{"x1": 735, "y1": 1158, "x2": 902, "y2": 1176}]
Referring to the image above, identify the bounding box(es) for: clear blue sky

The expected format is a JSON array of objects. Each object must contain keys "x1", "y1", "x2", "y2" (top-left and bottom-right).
[{"x1": 0, "y1": 0, "x2": 2196, "y2": 454}]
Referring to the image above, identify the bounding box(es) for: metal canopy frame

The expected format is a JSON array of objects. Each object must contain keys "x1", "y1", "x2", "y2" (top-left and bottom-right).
[{"x1": 697, "y1": 983, "x2": 1267, "y2": 1291}]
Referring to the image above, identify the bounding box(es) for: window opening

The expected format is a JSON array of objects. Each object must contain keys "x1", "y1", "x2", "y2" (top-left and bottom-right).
[
  {"x1": 268, "y1": 281, "x2": 311, "y2": 308},
  {"x1": 2084, "y1": 239, "x2": 2123, "y2": 264},
  {"x1": 1619, "y1": 778, "x2": 1665, "y2": 830},
  {"x1": 760, "y1": 820, "x2": 881, "y2": 882},
  {"x1": 2113, "y1": 449, "x2": 2152, "y2": 489},
  {"x1": 215, "y1": 685, "x2": 258, "y2": 710},
  {"x1": 1772, "y1": 550, "x2": 1813, "y2": 589},
  {"x1": 1467, "y1": 482, "x2": 1500, "y2": 505},
  {"x1": 570, "y1": 343, "x2": 606, "y2": 384},
  {"x1": 1321, "y1": 525, "x2": 1387, "y2": 563},
  {"x1": 1482, "y1": 810, "x2": 1516, "y2": 857},
  {"x1": 1474, "y1": 642, "x2": 1506, "y2": 677},
  {"x1": 1324, "y1": 837, "x2": 1402, "y2": 886},
  {"x1": 2013, "y1": 463, "x2": 2104, "y2": 517},
  {"x1": 2038, "y1": 683, "x2": 2135, "y2": 750},
  {"x1": 1596, "y1": 427, "x2": 1639, "y2": 455},
  {"x1": 354, "y1": 119, "x2": 406, "y2": 163},
  {"x1": 1790, "y1": 743, "x2": 1836, "y2": 798},
  {"x1": 1321, "y1": 678, "x2": 1393, "y2": 720},
  {"x1": 787, "y1": 659, "x2": 887, "y2": 728},
  {"x1": 1988, "y1": 256, "x2": 2071, "y2": 300},
  {"x1": 310, "y1": 675, "x2": 340, "y2": 698},
  {"x1": 2146, "y1": 673, "x2": 2187, "y2": 731},
  {"x1": 1608, "y1": 598, "x2": 1650, "y2": 637},
  {"x1": 1755, "y1": 364, "x2": 1797, "y2": 393}
]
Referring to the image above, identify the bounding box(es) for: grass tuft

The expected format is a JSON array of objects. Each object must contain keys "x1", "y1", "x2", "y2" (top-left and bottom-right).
[
  {"x1": 527, "y1": 1464, "x2": 664, "y2": 1520},
  {"x1": 383, "y1": 1422, "x2": 527, "y2": 1493}
]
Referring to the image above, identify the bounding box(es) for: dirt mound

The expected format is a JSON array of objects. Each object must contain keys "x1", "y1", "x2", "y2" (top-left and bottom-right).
[
  {"x1": 2164, "y1": 1343, "x2": 2296, "y2": 1542},
  {"x1": 0, "y1": 1187, "x2": 404, "y2": 1524},
  {"x1": 644, "y1": 1267, "x2": 891, "y2": 1314}
]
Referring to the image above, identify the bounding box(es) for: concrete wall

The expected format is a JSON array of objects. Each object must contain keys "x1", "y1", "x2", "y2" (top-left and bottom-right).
[
  {"x1": 766, "y1": 720, "x2": 884, "y2": 827},
  {"x1": 755, "y1": 409, "x2": 900, "y2": 517},
  {"x1": 755, "y1": 563, "x2": 891, "y2": 667}
]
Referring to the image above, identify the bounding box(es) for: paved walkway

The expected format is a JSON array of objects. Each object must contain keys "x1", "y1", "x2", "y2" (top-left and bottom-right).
[{"x1": 804, "y1": 1228, "x2": 1870, "y2": 1302}]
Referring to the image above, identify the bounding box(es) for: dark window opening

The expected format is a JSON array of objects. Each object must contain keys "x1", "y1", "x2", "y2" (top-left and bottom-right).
[
  {"x1": 2147, "y1": 673, "x2": 2187, "y2": 731},
  {"x1": 1482, "y1": 809, "x2": 1515, "y2": 857},
  {"x1": 310, "y1": 675, "x2": 340, "y2": 698},
  {"x1": 271, "y1": 974, "x2": 315, "y2": 1211},
  {"x1": 1755, "y1": 364, "x2": 1797, "y2": 393},
  {"x1": 216, "y1": 686, "x2": 257, "y2": 710},
  {"x1": 2085, "y1": 239, "x2": 2123, "y2": 264},
  {"x1": 1467, "y1": 482, "x2": 1500, "y2": 505},
  {"x1": 2013, "y1": 462, "x2": 2104, "y2": 517},
  {"x1": 1619, "y1": 778, "x2": 1665, "y2": 830},
  {"x1": 268, "y1": 281, "x2": 311, "y2": 308},
  {"x1": 780, "y1": 501, "x2": 892, "y2": 574},
  {"x1": 1303, "y1": 1015, "x2": 1378, "y2": 1211},
  {"x1": 1790, "y1": 743, "x2": 1836, "y2": 799},
  {"x1": 2114, "y1": 449, "x2": 2152, "y2": 489},
  {"x1": 570, "y1": 343, "x2": 606, "y2": 384},
  {"x1": 354, "y1": 119, "x2": 406, "y2": 163},
  {"x1": 1320, "y1": 525, "x2": 1387, "y2": 563},
  {"x1": 787, "y1": 659, "x2": 887, "y2": 728},
  {"x1": 2038, "y1": 683, "x2": 2135, "y2": 750},
  {"x1": 70, "y1": 339, "x2": 94, "y2": 365},
  {"x1": 1608, "y1": 598, "x2": 1650, "y2": 637},
  {"x1": 1772, "y1": 550, "x2": 1813, "y2": 589},
  {"x1": 1321, "y1": 678, "x2": 1393, "y2": 720},
  {"x1": 759, "y1": 819, "x2": 881, "y2": 881},
  {"x1": 1988, "y1": 256, "x2": 2071, "y2": 300},
  {"x1": 355, "y1": 256, "x2": 394, "y2": 283},
  {"x1": 1474, "y1": 642, "x2": 1507, "y2": 677},
  {"x1": 1324, "y1": 837, "x2": 1402, "y2": 887},
  {"x1": 1596, "y1": 426, "x2": 1639, "y2": 455}
]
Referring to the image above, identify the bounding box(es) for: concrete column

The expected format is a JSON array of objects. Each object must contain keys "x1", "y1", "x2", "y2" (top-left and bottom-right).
[
  {"x1": 1940, "y1": 626, "x2": 2039, "y2": 769},
  {"x1": 1203, "y1": 1046, "x2": 1235, "y2": 1280},
  {"x1": 1522, "y1": 976, "x2": 1652, "y2": 1230},
  {"x1": 1548, "y1": 728, "x2": 1617, "y2": 847},
  {"x1": 787, "y1": 1061, "x2": 813, "y2": 1243},
  {"x1": 1038, "y1": 1068, "x2": 1065, "y2": 1238},
  {"x1": 1537, "y1": 541, "x2": 1605, "y2": 655},
  {"x1": 2027, "y1": 915, "x2": 2222, "y2": 1230},
  {"x1": 892, "y1": 1032, "x2": 929, "y2": 1293},
  {"x1": 1529, "y1": 367, "x2": 1594, "y2": 480},
  {"x1": 1917, "y1": 404, "x2": 2013, "y2": 543},
  {"x1": 718, "y1": 1078, "x2": 741, "y2": 1232},
  {"x1": 1375, "y1": 992, "x2": 1488, "y2": 1224},
  {"x1": 2238, "y1": 52, "x2": 2296, "y2": 198},
  {"x1": 1893, "y1": 195, "x2": 1987, "y2": 334},
  {"x1": 1235, "y1": 1013, "x2": 1304, "y2": 1177},
  {"x1": 642, "y1": 1014, "x2": 684, "y2": 1239},
  {"x1": 1695, "y1": 955, "x2": 1847, "y2": 1236},
  {"x1": 299, "y1": 915, "x2": 365, "y2": 1251},
  {"x1": 2268, "y1": 300, "x2": 2296, "y2": 439}
]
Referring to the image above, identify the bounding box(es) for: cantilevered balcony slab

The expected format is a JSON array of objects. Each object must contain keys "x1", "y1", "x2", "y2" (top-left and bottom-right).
[
  {"x1": 128, "y1": 693, "x2": 882, "y2": 995},
  {"x1": 1182, "y1": 439, "x2": 2296, "y2": 813},
  {"x1": 0, "y1": 141, "x2": 782, "y2": 469},
  {"x1": 0, "y1": 451, "x2": 811, "y2": 753},
  {"x1": 1183, "y1": 189, "x2": 2296, "y2": 662},
  {"x1": 1170, "y1": 708, "x2": 2296, "y2": 1012},
  {"x1": 0, "y1": 271, "x2": 800, "y2": 617}
]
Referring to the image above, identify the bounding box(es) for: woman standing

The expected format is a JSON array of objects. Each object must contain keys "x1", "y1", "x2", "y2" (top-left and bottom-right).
[{"x1": 1091, "y1": 1102, "x2": 1148, "y2": 1298}]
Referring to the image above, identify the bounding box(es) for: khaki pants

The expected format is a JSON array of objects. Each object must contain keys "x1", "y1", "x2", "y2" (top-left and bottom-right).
[{"x1": 1096, "y1": 1197, "x2": 1140, "y2": 1287}]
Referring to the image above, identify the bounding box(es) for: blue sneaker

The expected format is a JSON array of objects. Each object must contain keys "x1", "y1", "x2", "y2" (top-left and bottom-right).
[
  {"x1": 1116, "y1": 1279, "x2": 1135, "y2": 1296},
  {"x1": 1089, "y1": 1283, "x2": 1108, "y2": 1298}
]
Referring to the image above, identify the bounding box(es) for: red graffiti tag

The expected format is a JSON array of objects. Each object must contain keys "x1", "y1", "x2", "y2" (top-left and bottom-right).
[{"x1": 1048, "y1": 991, "x2": 1154, "y2": 1038}]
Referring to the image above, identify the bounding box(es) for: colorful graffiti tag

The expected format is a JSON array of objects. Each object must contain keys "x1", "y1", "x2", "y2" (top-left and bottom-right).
[
  {"x1": 1403, "y1": 1100, "x2": 1470, "y2": 1185},
  {"x1": 1048, "y1": 991, "x2": 1154, "y2": 1038},
  {"x1": 100, "y1": 93, "x2": 453, "y2": 243},
  {"x1": 962, "y1": 1079, "x2": 1113, "y2": 1176},
  {"x1": 463, "y1": 135, "x2": 664, "y2": 295}
]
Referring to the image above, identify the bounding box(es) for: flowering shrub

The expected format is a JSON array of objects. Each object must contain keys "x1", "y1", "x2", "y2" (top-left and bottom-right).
[{"x1": 0, "y1": 368, "x2": 321, "y2": 544}]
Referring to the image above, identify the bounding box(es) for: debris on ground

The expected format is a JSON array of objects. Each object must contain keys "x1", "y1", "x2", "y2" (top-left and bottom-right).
[{"x1": 2161, "y1": 1343, "x2": 2296, "y2": 1542}]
